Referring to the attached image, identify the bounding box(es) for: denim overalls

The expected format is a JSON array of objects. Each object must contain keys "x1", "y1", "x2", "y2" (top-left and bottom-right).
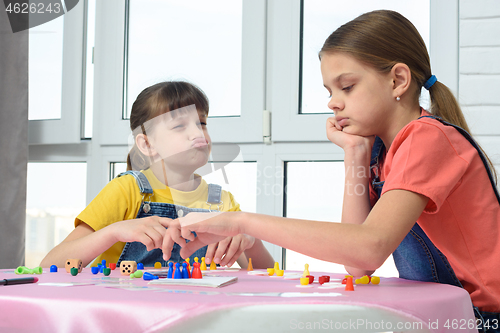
[
  {"x1": 370, "y1": 116, "x2": 500, "y2": 332},
  {"x1": 115, "y1": 171, "x2": 223, "y2": 267}
]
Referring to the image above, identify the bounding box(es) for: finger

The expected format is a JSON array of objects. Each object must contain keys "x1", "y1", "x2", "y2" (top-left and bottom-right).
[
  {"x1": 213, "y1": 237, "x2": 231, "y2": 265},
  {"x1": 158, "y1": 217, "x2": 175, "y2": 228},
  {"x1": 205, "y1": 243, "x2": 217, "y2": 264},
  {"x1": 145, "y1": 228, "x2": 164, "y2": 249},
  {"x1": 180, "y1": 212, "x2": 222, "y2": 227},
  {"x1": 219, "y1": 238, "x2": 241, "y2": 267},
  {"x1": 180, "y1": 227, "x2": 196, "y2": 241},
  {"x1": 225, "y1": 247, "x2": 245, "y2": 268},
  {"x1": 162, "y1": 228, "x2": 182, "y2": 261},
  {"x1": 179, "y1": 239, "x2": 207, "y2": 260}
]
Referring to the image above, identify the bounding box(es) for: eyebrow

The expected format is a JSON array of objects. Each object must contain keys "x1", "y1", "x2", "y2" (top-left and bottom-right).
[{"x1": 324, "y1": 73, "x2": 357, "y2": 89}]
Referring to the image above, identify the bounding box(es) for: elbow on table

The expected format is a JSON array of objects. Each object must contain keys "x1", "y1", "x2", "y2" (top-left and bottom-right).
[{"x1": 353, "y1": 237, "x2": 392, "y2": 271}]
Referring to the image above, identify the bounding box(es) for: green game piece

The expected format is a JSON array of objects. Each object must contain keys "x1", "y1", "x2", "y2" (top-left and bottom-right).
[
  {"x1": 103, "y1": 268, "x2": 111, "y2": 276},
  {"x1": 130, "y1": 270, "x2": 143, "y2": 278},
  {"x1": 70, "y1": 267, "x2": 78, "y2": 276}
]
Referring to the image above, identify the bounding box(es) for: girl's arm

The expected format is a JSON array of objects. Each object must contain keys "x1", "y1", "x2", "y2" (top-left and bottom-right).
[
  {"x1": 40, "y1": 216, "x2": 171, "y2": 268},
  {"x1": 166, "y1": 189, "x2": 428, "y2": 271}
]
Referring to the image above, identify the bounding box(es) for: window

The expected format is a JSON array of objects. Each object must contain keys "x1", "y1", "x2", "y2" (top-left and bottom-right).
[{"x1": 26, "y1": 163, "x2": 87, "y2": 267}]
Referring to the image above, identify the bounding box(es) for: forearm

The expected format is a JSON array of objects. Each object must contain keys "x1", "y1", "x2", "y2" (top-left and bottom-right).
[
  {"x1": 238, "y1": 213, "x2": 384, "y2": 271},
  {"x1": 40, "y1": 226, "x2": 117, "y2": 268},
  {"x1": 243, "y1": 239, "x2": 275, "y2": 269}
]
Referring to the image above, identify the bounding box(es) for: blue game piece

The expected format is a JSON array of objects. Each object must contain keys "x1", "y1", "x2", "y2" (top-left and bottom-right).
[
  {"x1": 167, "y1": 262, "x2": 174, "y2": 279},
  {"x1": 182, "y1": 263, "x2": 189, "y2": 279},
  {"x1": 143, "y1": 272, "x2": 155, "y2": 281},
  {"x1": 101, "y1": 259, "x2": 107, "y2": 268},
  {"x1": 50, "y1": 265, "x2": 58, "y2": 273},
  {"x1": 137, "y1": 262, "x2": 144, "y2": 270},
  {"x1": 174, "y1": 263, "x2": 182, "y2": 279},
  {"x1": 91, "y1": 266, "x2": 99, "y2": 274}
]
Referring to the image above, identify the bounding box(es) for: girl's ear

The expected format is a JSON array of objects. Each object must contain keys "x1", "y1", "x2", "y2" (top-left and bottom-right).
[
  {"x1": 136, "y1": 134, "x2": 157, "y2": 157},
  {"x1": 391, "y1": 63, "x2": 412, "y2": 99}
]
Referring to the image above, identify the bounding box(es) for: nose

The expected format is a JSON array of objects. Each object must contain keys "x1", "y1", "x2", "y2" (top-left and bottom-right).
[
  {"x1": 188, "y1": 121, "x2": 205, "y2": 140},
  {"x1": 327, "y1": 93, "x2": 344, "y2": 113}
]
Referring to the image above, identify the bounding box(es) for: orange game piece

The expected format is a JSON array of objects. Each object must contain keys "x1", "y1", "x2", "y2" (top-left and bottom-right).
[
  {"x1": 247, "y1": 258, "x2": 253, "y2": 271},
  {"x1": 345, "y1": 276, "x2": 354, "y2": 291}
]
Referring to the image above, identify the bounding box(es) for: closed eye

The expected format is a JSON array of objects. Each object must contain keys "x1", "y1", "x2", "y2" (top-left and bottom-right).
[{"x1": 342, "y1": 85, "x2": 354, "y2": 92}]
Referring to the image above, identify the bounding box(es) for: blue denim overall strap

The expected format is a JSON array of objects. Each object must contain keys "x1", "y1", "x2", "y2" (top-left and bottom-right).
[
  {"x1": 370, "y1": 118, "x2": 500, "y2": 330},
  {"x1": 115, "y1": 171, "x2": 222, "y2": 267}
]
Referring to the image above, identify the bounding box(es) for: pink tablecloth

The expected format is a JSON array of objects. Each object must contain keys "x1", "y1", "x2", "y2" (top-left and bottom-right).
[{"x1": 0, "y1": 268, "x2": 476, "y2": 332}]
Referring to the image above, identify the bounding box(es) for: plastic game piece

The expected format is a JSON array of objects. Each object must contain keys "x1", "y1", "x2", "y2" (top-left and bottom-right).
[
  {"x1": 120, "y1": 261, "x2": 137, "y2": 275},
  {"x1": 137, "y1": 263, "x2": 144, "y2": 270},
  {"x1": 70, "y1": 267, "x2": 78, "y2": 276},
  {"x1": 65, "y1": 259, "x2": 83, "y2": 273},
  {"x1": 209, "y1": 261, "x2": 216, "y2": 270},
  {"x1": 98, "y1": 264, "x2": 104, "y2": 273},
  {"x1": 103, "y1": 268, "x2": 111, "y2": 276},
  {"x1": 182, "y1": 263, "x2": 189, "y2": 279},
  {"x1": 355, "y1": 275, "x2": 370, "y2": 285},
  {"x1": 300, "y1": 277, "x2": 310, "y2": 285},
  {"x1": 191, "y1": 262, "x2": 203, "y2": 279},
  {"x1": 247, "y1": 258, "x2": 253, "y2": 271},
  {"x1": 49, "y1": 265, "x2": 58, "y2": 273},
  {"x1": 306, "y1": 275, "x2": 314, "y2": 284},
  {"x1": 167, "y1": 262, "x2": 174, "y2": 278},
  {"x1": 185, "y1": 258, "x2": 191, "y2": 272},
  {"x1": 130, "y1": 270, "x2": 143, "y2": 278},
  {"x1": 154, "y1": 262, "x2": 161, "y2": 269},
  {"x1": 91, "y1": 267, "x2": 99, "y2": 274},
  {"x1": 276, "y1": 269, "x2": 284, "y2": 277},
  {"x1": 174, "y1": 263, "x2": 182, "y2": 279},
  {"x1": 143, "y1": 272, "x2": 156, "y2": 281},
  {"x1": 274, "y1": 262, "x2": 280, "y2": 272},
  {"x1": 345, "y1": 276, "x2": 354, "y2": 291},
  {"x1": 342, "y1": 278, "x2": 347, "y2": 284},
  {"x1": 319, "y1": 275, "x2": 330, "y2": 284},
  {"x1": 371, "y1": 276, "x2": 381, "y2": 285},
  {"x1": 302, "y1": 264, "x2": 310, "y2": 277},
  {"x1": 200, "y1": 257, "x2": 207, "y2": 271},
  {"x1": 267, "y1": 268, "x2": 275, "y2": 276},
  {"x1": 15, "y1": 266, "x2": 43, "y2": 275},
  {"x1": 101, "y1": 260, "x2": 107, "y2": 268},
  {"x1": 109, "y1": 263, "x2": 117, "y2": 270}
]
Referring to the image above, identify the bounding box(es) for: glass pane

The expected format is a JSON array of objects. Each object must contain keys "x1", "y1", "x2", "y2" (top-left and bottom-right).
[
  {"x1": 284, "y1": 161, "x2": 398, "y2": 277},
  {"x1": 110, "y1": 161, "x2": 257, "y2": 213},
  {"x1": 29, "y1": 16, "x2": 64, "y2": 120},
  {"x1": 300, "y1": 0, "x2": 430, "y2": 114},
  {"x1": 126, "y1": 0, "x2": 242, "y2": 119},
  {"x1": 83, "y1": 0, "x2": 96, "y2": 138},
  {"x1": 26, "y1": 163, "x2": 87, "y2": 267}
]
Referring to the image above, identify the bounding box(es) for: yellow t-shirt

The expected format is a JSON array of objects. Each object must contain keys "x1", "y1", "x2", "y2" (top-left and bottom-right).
[{"x1": 75, "y1": 169, "x2": 240, "y2": 265}]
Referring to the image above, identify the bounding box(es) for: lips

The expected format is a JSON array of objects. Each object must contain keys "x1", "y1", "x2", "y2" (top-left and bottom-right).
[
  {"x1": 192, "y1": 138, "x2": 208, "y2": 148},
  {"x1": 336, "y1": 117, "x2": 348, "y2": 127}
]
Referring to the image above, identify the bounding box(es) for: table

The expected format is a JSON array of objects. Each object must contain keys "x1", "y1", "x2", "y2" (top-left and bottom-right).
[{"x1": 0, "y1": 267, "x2": 477, "y2": 333}]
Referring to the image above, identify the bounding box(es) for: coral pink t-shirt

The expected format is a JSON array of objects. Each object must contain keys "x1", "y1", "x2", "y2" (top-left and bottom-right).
[{"x1": 374, "y1": 111, "x2": 500, "y2": 312}]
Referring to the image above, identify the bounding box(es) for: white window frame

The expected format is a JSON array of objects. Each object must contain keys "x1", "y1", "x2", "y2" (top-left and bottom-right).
[{"x1": 28, "y1": 1, "x2": 85, "y2": 145}]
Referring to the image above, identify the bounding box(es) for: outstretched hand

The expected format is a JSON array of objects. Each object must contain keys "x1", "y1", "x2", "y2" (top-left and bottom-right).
[{"x1": 160, "y1": 211, "x2": 243, "y2": 261}]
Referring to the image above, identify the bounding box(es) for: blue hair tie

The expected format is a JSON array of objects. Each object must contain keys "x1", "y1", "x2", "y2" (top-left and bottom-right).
[{"x1": 424, "y1": 75, "x2": 437, "y2": 90}]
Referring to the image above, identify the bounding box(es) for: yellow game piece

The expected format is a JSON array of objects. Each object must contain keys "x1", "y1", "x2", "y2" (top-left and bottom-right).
[
  {"x1": 355, "y1": 275, "x2": 370, "y2": 284},
  {"x1": 371, "y1": 276, "x2": 381, "y2": 285},
  {"x1": 300, "y1": 277, "x2": 310, "y2": 285},
  {"x1": 200, "y1": 257, "x2": 207, "y2": 271},
  {"x1": 302, "y1": 263, "x2": 310, "y2": 277},
  {"x1": 210, "y1": 260, "x2": 216, "y2": 270},
  {"x1": 276, "y1": 269, "x2": 284, "y2": 277},
  {"x1": 154, "y1": 262, "x2": 161, "y2": 269},
  {"x1": 274, "y1": 262, "x2": 280, "y2": 272},
  {"x1": 194, "y1": 257, "x2": 199, "y2": 263},
  {"x1": 247, "y1": 258, "x2": 253, "y2": 271},
  {"x1": 267, "y1": 268, "x2": 275, "y2": 276},
  {"x1": 185, "y1": 258, "x2": 191, "y2": 272}
]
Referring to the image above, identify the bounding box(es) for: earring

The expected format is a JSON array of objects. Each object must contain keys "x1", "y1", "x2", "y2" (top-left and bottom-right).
[{"x1": 396, "y1": 96, "x2": 400, "y2": 101}]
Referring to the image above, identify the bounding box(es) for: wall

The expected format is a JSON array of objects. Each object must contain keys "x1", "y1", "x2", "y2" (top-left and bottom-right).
[{"x1": 459, "y1": 0, "x2": 500, "y2": 176}]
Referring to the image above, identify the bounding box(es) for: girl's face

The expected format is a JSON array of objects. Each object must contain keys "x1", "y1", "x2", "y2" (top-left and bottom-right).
[
  {"x1": 147, "y1": 106, "x2": 211, "y2": 172},
  {"x1": 320, "y1": 52, "x2": 394, "y2": 137}
]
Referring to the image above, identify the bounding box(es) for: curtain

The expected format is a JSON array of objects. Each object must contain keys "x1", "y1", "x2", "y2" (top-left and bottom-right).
[{"x1": 0, "y1": 7, "x2": 28, "y2": 268}]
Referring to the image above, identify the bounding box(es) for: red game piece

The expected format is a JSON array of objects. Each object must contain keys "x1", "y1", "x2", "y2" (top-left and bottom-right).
[
  {"x1": 109, "y1": 263, "x2": 116, "y2": 270},
  {"x1": 191, "y1": 262, "x2": 202, "y2": 279},
  {"x1": 345, "y1": 276, "x2": 354, "y2": 291},
  {"x1": 306, "y1": 275, "x2": 314, "y2": 284},
  {"x1": 318, "y1": 276, "x2": 330, "y2": 285}
]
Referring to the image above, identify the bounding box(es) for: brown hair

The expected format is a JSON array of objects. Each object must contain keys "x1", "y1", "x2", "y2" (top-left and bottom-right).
[
  {"x1": 127, "y1": 81, "x2": 209, "y2": 171},
  {"x1": 320, "y1": 10, "x2": 496, "y2": 182}
]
